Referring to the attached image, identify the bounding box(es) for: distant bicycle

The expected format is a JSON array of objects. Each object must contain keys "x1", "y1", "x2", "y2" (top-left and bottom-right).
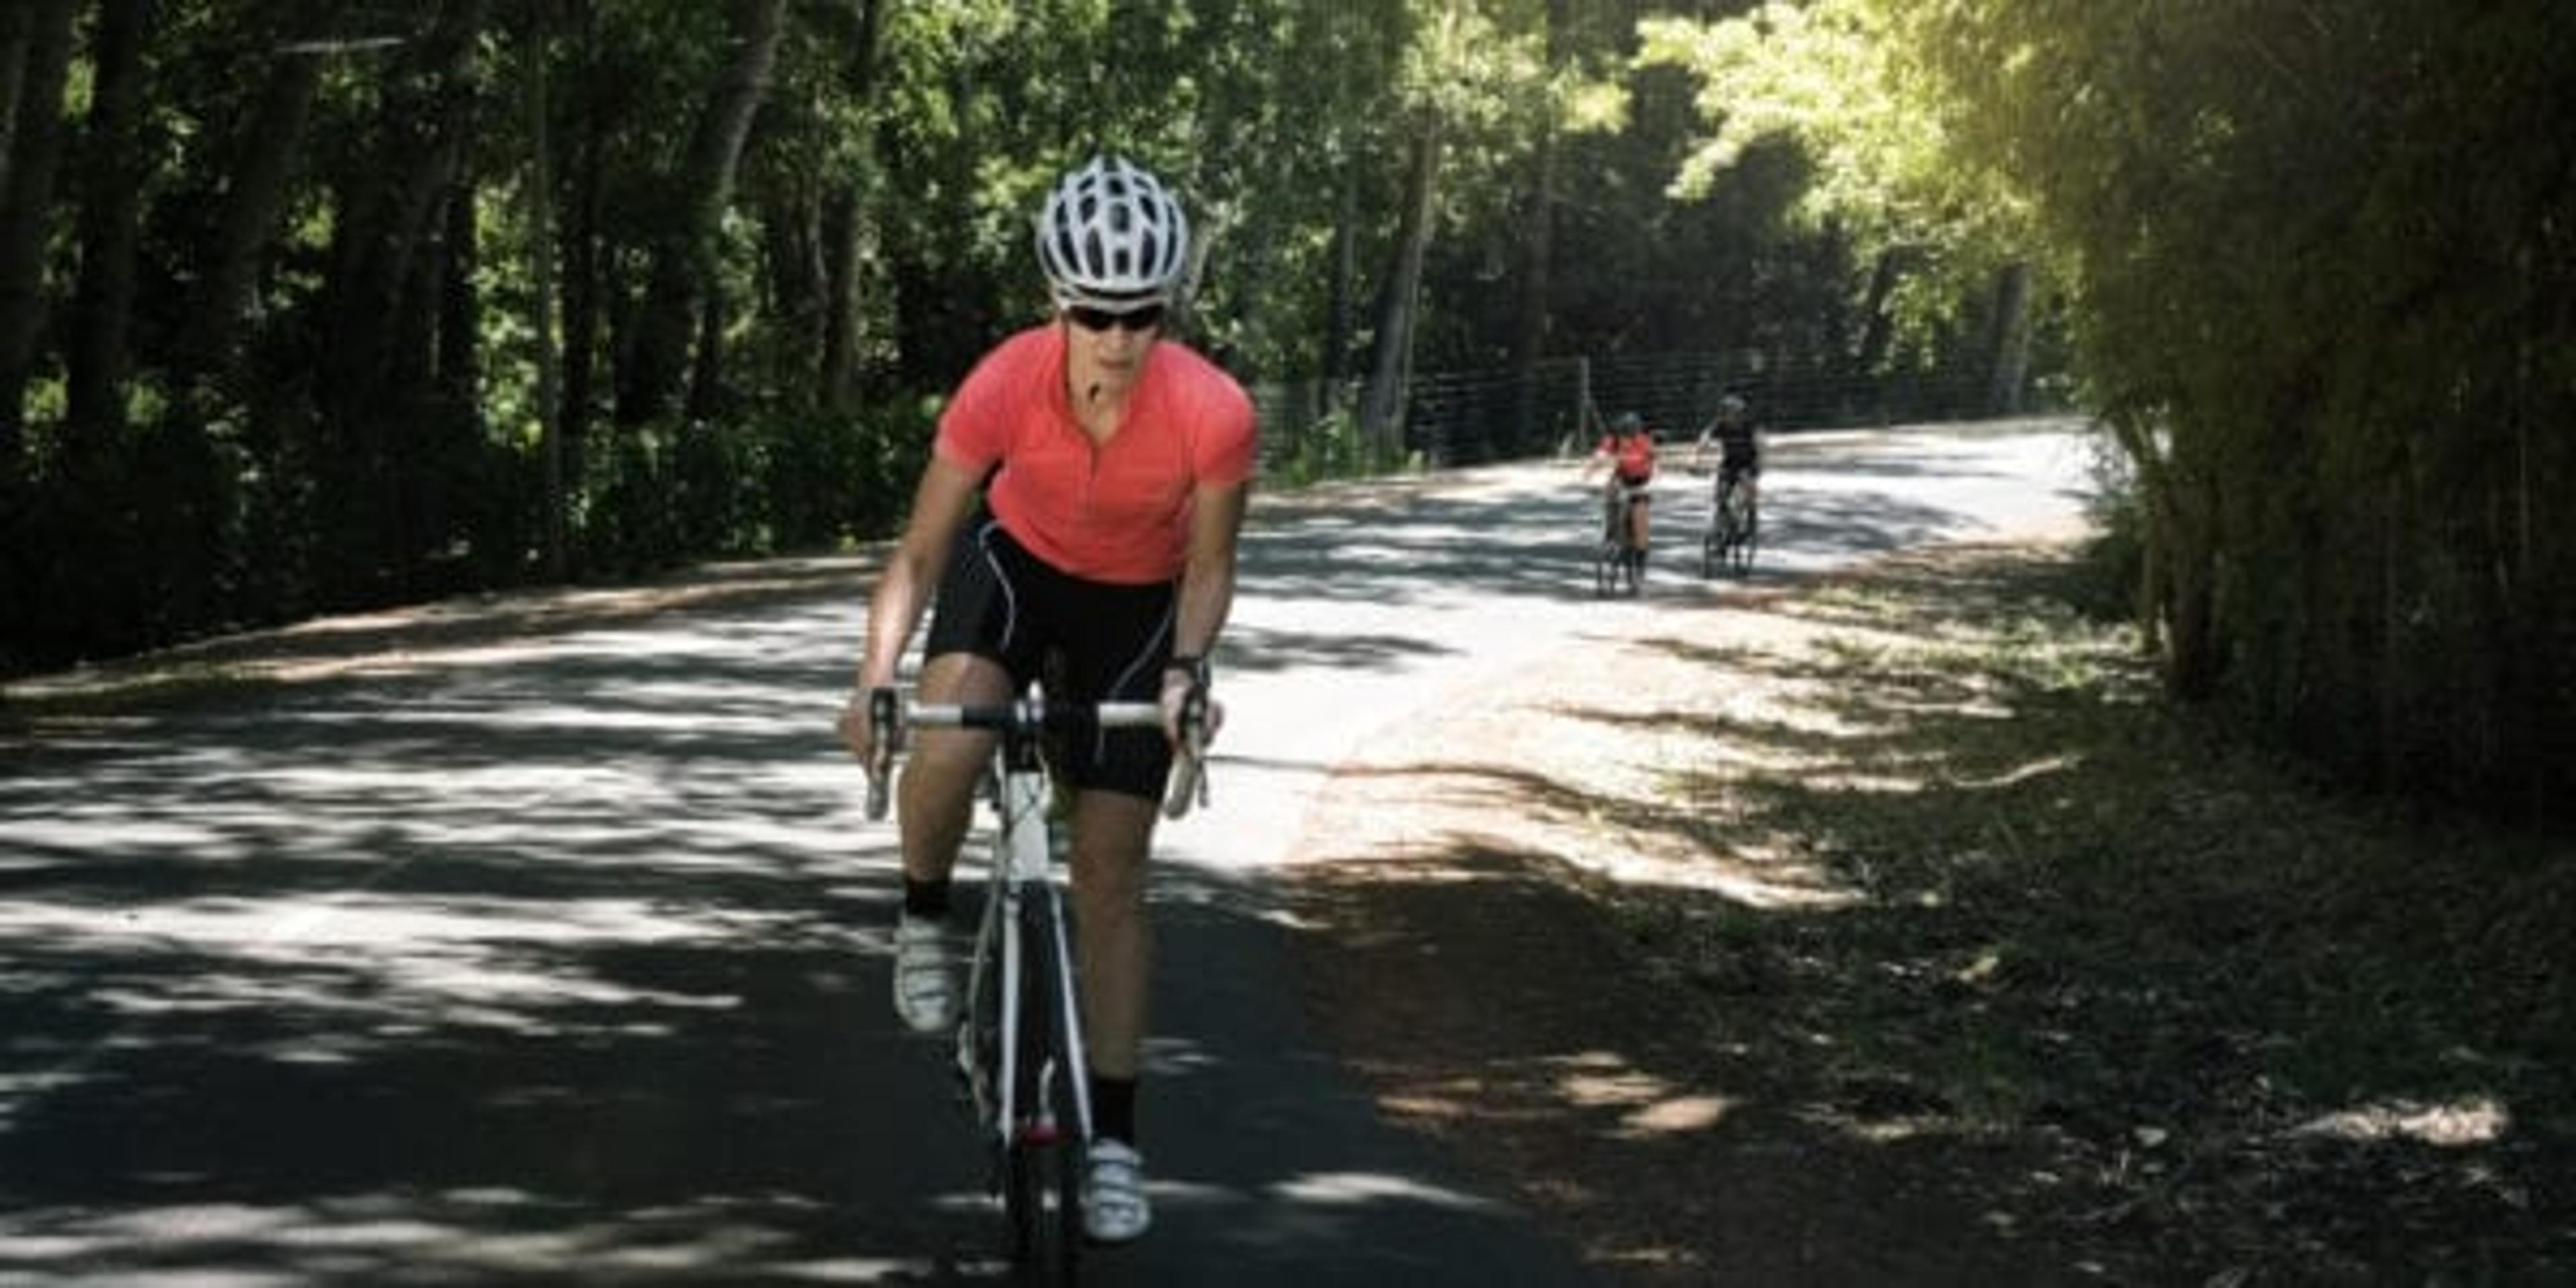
[
  {"x1": 1703, "y1": 469, "x2": 1758, "y2": 577},
  {"x1": 865, "y1": 684, "x2": 1209, "y2": 1286},
  {"x1": 1693, "y1": 392, "x2": 1763, "y2": 578},
  {"x1": 1595, "y1": 480, "x2": 1648, "y2": 596}
]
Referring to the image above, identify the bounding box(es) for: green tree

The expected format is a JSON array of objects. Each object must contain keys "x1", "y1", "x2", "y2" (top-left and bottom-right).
[{"x1": 1910, "y1": 0, "x2": 2576, "y2": 810}]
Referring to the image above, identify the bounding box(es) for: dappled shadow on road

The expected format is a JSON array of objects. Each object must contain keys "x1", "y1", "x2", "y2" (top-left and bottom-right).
[
  {"x1": 0, "y1": 428, "x2": 2102, "y2": 1283},
  {"x1": 1234, "y1": 443, "x2": 2057, "y2": 612},
  {"x1": 0, "y1": 594, "x2": 1588, "y2": 1285},
  {"x1": 1285, "y1": 545, "x2": 2575, "y2": 1285}
]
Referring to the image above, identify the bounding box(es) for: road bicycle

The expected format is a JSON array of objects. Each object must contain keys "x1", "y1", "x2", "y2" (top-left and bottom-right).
[
  {"x1": 864, "y1": 684, "x2": 1208, "y2": 1286},
  {"x1": 1703, "y1": 469, "x2": 1759, "y2": 578},
  {"x1": 1594, "y1": 480, "x2": 1648, "y2": 597}
]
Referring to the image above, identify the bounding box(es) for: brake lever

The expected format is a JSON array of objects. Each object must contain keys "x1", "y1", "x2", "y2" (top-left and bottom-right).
[
  {"x1": 863, "y1": 686, "x2": 899, "y2": 820},
  {"x1": 1163, "y1": 682, "x2": 1212, "y2": 820}
]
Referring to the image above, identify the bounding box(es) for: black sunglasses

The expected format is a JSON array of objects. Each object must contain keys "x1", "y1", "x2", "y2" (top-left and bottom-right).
[{"x1": 1065, "y1": 303, "x2": 1167, "y2": 333}]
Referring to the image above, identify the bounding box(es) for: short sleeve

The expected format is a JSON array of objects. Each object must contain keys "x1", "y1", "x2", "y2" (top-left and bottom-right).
[
  {"x1": 933, "y1": 360, "x2": 1008, "y2": 472},
  {"x1": 935, "y1": 329, "x2": 1055, "y2": 472},
  {"x1": 1191, "y1": 384, "x2": 1260, "y2": 488}
]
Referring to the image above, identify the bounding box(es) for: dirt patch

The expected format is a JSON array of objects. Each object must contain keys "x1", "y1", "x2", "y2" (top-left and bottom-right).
[
  {"x1": 1281, "y1": 538, "x2": 2575, "y2": 1286},
  {"x1": 1283, "y1": 545, "x2": 2077, "y2": 1285}
]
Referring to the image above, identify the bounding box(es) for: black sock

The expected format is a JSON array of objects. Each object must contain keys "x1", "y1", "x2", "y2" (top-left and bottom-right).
[
  {"x1": 902, "y1": 876, "x2": 951, "y2": 920},
  {"x1": 1091, "y1": 1073, "x2": 1138, "y2": 1146}
]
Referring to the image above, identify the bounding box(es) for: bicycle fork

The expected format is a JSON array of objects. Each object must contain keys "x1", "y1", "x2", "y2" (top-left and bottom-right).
[{"x1": 961, "y1": 771, "x2": 1095, "y2": 1183}]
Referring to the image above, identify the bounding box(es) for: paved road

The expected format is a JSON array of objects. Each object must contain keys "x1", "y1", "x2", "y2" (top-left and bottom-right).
[{"x1": 0, "y1": 419, "x2": 2095, "y2": 1285}]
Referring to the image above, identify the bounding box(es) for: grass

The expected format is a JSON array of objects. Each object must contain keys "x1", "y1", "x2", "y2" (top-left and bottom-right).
[{"x1": 1594, "y1": 545, "x2": 2575, "y2": 1281}]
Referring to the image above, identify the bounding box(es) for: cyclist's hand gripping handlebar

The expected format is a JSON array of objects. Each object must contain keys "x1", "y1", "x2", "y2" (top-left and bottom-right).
[
  {"x1": 1162, "y1": 680, "x2": 1212, "y2": 821},
  {"x1": 862, "y1": 686, "x2": 899, "y2": 821}
]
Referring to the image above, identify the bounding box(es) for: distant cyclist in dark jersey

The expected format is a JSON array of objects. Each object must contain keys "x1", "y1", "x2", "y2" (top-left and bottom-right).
[
  {"x1": 1693, "y1": 393, "x2": 1764, "y2": 511},
  {"x1": 1584, "y1": 410, "x2": 1658, "y2": 568},
  {"x1": 836, "y1": 156, "x2": 1256, "y2": 1244}
]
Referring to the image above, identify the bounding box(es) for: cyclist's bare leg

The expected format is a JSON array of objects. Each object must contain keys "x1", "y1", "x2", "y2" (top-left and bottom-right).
[
  {"x1": 897, "y1": 652, "x2": 1012, "y2": 885},
  {"x1": 1629, "y1": 496, "x2": 1650, "y2": 551},
  {"x1": 1065, "y1": 788, "x2": 1158, "y2": 1080}
]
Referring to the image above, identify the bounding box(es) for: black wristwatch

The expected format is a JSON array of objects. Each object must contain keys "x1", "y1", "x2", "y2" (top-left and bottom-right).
[{"x1": 1165, "y1": 654, "x2": 1210, "y2": 688}]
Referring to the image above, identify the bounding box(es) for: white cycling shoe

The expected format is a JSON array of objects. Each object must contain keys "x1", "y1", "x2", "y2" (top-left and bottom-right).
[
  {"x1": 892, "y1": 914, "x2": 956, "y2": 1033},
  {"x1": 1083, "y1": 1140, "x2": 1152, "y2": 1244}
]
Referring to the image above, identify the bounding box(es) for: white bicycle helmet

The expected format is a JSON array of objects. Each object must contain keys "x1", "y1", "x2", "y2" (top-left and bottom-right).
[{"x1": 1034, "y1": 156, "x2": 1191, "y2": 309}]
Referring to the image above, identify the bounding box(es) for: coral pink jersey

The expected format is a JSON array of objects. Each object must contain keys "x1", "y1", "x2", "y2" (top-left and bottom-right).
[
  {"x1": 935, "y1": 324, "x2": 1258, "y2": 584},
  {"x1": 1599, "y1": 431, "x2": 1656, "y2": 481}
]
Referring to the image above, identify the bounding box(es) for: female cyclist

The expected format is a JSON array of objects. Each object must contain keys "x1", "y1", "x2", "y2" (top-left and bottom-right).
[{"x1": 836, "y1": 155, "x2": 1257, "y2": 1245}]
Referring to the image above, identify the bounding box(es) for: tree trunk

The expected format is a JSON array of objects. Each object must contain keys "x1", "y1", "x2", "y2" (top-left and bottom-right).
[
  {"x1": 313, "y1": 0, "x2": 485, "y2": 600},
  {"x1": 2109, "y1": 411, "x2": 2169, "y2": 656},
  {"x1": 1985, "y1": 259, "x2": 2033, "y2": 415},
  {"x1": 820, "y1": 180, "x2": 869, "y2": 413},
  {"x1": 1321, "y1": 153, "x2": 1361, "y2": 392},
  {"x1": 1509, "y1": 124, "x2": 1557, "y2": 453},
  {"x1": 817, "y1": 0, "x2": 887, "y2": 413},
  {"x1": 2122, "y1": 406, "x2": 2221, "y2": 700},
  {"x1": 524, "y1": 0, "x2": 566, "y2": 578},
  {"x1": 559, "y1": 0, "x2": 603, "y2": 472},
  {"x1": 0, "y1": 0, "x2": 76, "y2": 458},
  {"x1": 1854, "y1": 246, "x2": 1902, "y2": 375},
  {"x1": 685, "y1": 284, "x2": 725, "y2": 423},
  {"x1": 1359, "y1": 122, "x2": 1442, "y2": 466},
  {"x1": 64, "y1": 0, "x2": 156, "y2": 437},
  {"x1": 764, "y1": 180, "x2": 828, "y2": 396},
  {"x1": 435, "y1": 176, "x2": 480, "y2": 406},
  {"x1": 321, "y1": 0, "x2": 485, "y2": 433},
  {"x1": 2159, "y1": 453, "x2": 2222, "y2": 700},
  {"x1": 173, "y1": 11, "x2": 327, "y2": 394},
  {"x1": 614, "y1": 0, "x2": 787, "y2": 426},
  {"x1": 0, "y1": 2, "x2": 30, "y2": 205}
]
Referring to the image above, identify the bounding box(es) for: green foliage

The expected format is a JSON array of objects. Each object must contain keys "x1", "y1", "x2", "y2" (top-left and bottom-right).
[
  {"x1": 576, "y1": 398, "x2": 933, "y2": 577},
  {"x1": 1637, "y1": 1, "x2": 2035, "y2": 360},
  {"x1": 1890, "y1": 0, "x2": 2576, "y2": 812},
  {"x1": 1268, "y1": 409, "x2": 1374, "y2": 488}
]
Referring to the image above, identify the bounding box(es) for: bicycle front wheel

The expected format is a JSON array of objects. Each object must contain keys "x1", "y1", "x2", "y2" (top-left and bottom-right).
[{"x1": 1006, "y1": 903, "x2": 1081, "y2": 1285}]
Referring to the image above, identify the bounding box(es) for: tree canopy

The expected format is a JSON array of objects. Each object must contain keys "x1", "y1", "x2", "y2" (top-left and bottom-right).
[
  {"x1": 1644, "y1": 0, "x2": 2574, "y2": 812},
  {"x1": 4, "y1": 0, "x2": 2565, "y2": 817}
]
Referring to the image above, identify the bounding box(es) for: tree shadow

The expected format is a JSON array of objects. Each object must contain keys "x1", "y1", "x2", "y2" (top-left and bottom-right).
[
  {"x1": 0, "y1": 597, "x2": 1597, "y2": 1286},
  {"x1": 1286, "y1": 550, "x2": 2575, "y2": 1285}
]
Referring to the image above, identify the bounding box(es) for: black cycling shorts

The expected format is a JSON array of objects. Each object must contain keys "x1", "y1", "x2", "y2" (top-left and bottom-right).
[{"x1": 922, "y1": 515, "x2": 1178, "y2": 801}]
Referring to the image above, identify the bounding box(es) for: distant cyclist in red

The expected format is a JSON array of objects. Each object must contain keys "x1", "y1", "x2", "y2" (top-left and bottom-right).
[
  {"x1": 1585, "y1": 409, "x2": 1658, "y2": 573},
  {"x1": 836, "y1": 156, "x2": 1256, "y2": 1244}
]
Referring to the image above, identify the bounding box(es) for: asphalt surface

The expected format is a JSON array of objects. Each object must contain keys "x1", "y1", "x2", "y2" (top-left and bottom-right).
[{"x1": 0, "y1": 419, "x2": 2096, "y2": 1285}]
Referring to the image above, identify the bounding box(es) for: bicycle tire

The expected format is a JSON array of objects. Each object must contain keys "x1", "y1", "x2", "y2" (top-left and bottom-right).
[
  {"x1": 957, "y1": 886, "x2": 1004, "y2": 1120},
  {"x1": 1006, "y1": 898, "x2": 1080, "y2": 1286}
]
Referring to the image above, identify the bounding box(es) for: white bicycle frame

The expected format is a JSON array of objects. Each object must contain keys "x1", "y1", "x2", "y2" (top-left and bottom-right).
[
  {"x1": 867, "y1": 690, "x2": 1206, "y2": 1174},
  {"x1": 962, "y1": 747, "x2": 1098, "y2": 1154}
]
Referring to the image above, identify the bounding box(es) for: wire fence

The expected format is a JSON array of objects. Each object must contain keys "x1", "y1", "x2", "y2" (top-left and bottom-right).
[{"x1": 1252, "y1": 350, "x2": 2037, "y2": 481}]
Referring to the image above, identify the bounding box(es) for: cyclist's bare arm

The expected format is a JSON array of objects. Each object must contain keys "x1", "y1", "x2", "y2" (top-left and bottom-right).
[
  {"x1": 1171, "y1": 480, "x2": 1244, "y2": 669},
  {"x1": 1164, "y1": 477, "x2": 1246, "y2": 772},
  {"x1": 840, "y1": 455, "x2": 985, "y2": 763}
]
